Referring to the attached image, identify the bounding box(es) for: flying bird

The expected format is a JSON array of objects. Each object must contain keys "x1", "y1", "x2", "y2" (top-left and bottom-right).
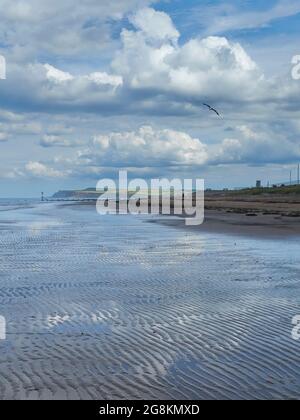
[{"x1": 203, "y1": 103, "x2": 221, "y2": 118}]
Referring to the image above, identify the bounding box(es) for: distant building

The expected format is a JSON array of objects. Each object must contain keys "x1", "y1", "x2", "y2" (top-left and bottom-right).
[{"x1": 256, "y1": 180, "x2": 262, "y2": 188}]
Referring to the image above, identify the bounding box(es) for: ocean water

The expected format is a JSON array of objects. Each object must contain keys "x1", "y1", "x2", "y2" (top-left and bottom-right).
[
  {"x1": 0, "y1": 200, "x2": 300, "y2": 400},
  {"x1": 0, "y1": 198, "x2": 39, "y2": 212}
]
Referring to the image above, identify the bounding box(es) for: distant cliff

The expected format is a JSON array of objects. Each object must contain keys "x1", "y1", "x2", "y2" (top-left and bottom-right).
[{"x1": 52, "y1": 188, "x2": 99, "y2": 199}]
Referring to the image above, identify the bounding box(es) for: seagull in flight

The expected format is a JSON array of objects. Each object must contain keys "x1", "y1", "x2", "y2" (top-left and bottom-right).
[{"x1": 203, "y1": 103, "x2": 221, "y2": 118}]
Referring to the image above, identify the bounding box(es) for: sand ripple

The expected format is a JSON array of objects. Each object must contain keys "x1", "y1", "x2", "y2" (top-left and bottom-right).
[{"x1": 0, "y1": 206, "x2": 300, "y2": 400}]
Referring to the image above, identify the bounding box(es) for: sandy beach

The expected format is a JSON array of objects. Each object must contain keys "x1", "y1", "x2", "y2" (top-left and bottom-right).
[
  {"x1": 0, "y1": 200, "x2": 300, "y2": 400},
  {"x1": 155, "y1": 208, "x2": 300, "y2": 238},
  {"x1": 202, "y1": 191, "x2": 300, "y2": 237},
  {"x1": 62, "y1": 190, "x2": 300, "y2": 238}
]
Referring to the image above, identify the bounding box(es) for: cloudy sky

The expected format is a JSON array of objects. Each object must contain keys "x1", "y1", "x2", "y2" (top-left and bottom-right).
[{"x1": 0, "y1": 0, "x2": 300, "y2": 197}]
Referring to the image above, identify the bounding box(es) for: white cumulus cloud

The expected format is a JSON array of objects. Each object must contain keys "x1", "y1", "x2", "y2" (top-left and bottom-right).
[
  {"x1": 85, "y1": 125, "x2": 209, "y2": 168},
  {"x1": 45, "y1": 64, "x2": 74, "y2": 83},
  {"x1": 129, "y1": 7, "x2": 179, "y2": 43},
  {"x1": 25, "y1": 161, "x2": 65, "y2": 178}
]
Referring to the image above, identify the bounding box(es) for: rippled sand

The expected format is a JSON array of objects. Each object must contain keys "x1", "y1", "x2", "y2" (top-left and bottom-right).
[{"x1": 0, "y1": 203, "x2": 300, "y2": 400}]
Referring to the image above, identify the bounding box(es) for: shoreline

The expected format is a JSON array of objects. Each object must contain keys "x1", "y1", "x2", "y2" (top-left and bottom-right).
[{"x1": 61, "y1": 200, "x2": 300, "y2": 239}]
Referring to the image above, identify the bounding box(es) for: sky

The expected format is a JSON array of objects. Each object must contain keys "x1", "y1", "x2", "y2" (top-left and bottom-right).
[{"x1": 0, "y1": 0, "x2": 300, "y2": 197}]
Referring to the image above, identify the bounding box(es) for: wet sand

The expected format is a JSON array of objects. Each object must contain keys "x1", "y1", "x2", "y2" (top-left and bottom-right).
[
  {"x1": 201, "y1": 192, "x2": 300, "y2": 237},
  {"x1": 154, "y1": 209, "x2": 300, "y2": 239},
  {"x1": 61, "y1": 192, "x2": 300, "y2": 238},
  {"x1": 1, "y1": 202, "x2": 300, "y2": 400}
]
